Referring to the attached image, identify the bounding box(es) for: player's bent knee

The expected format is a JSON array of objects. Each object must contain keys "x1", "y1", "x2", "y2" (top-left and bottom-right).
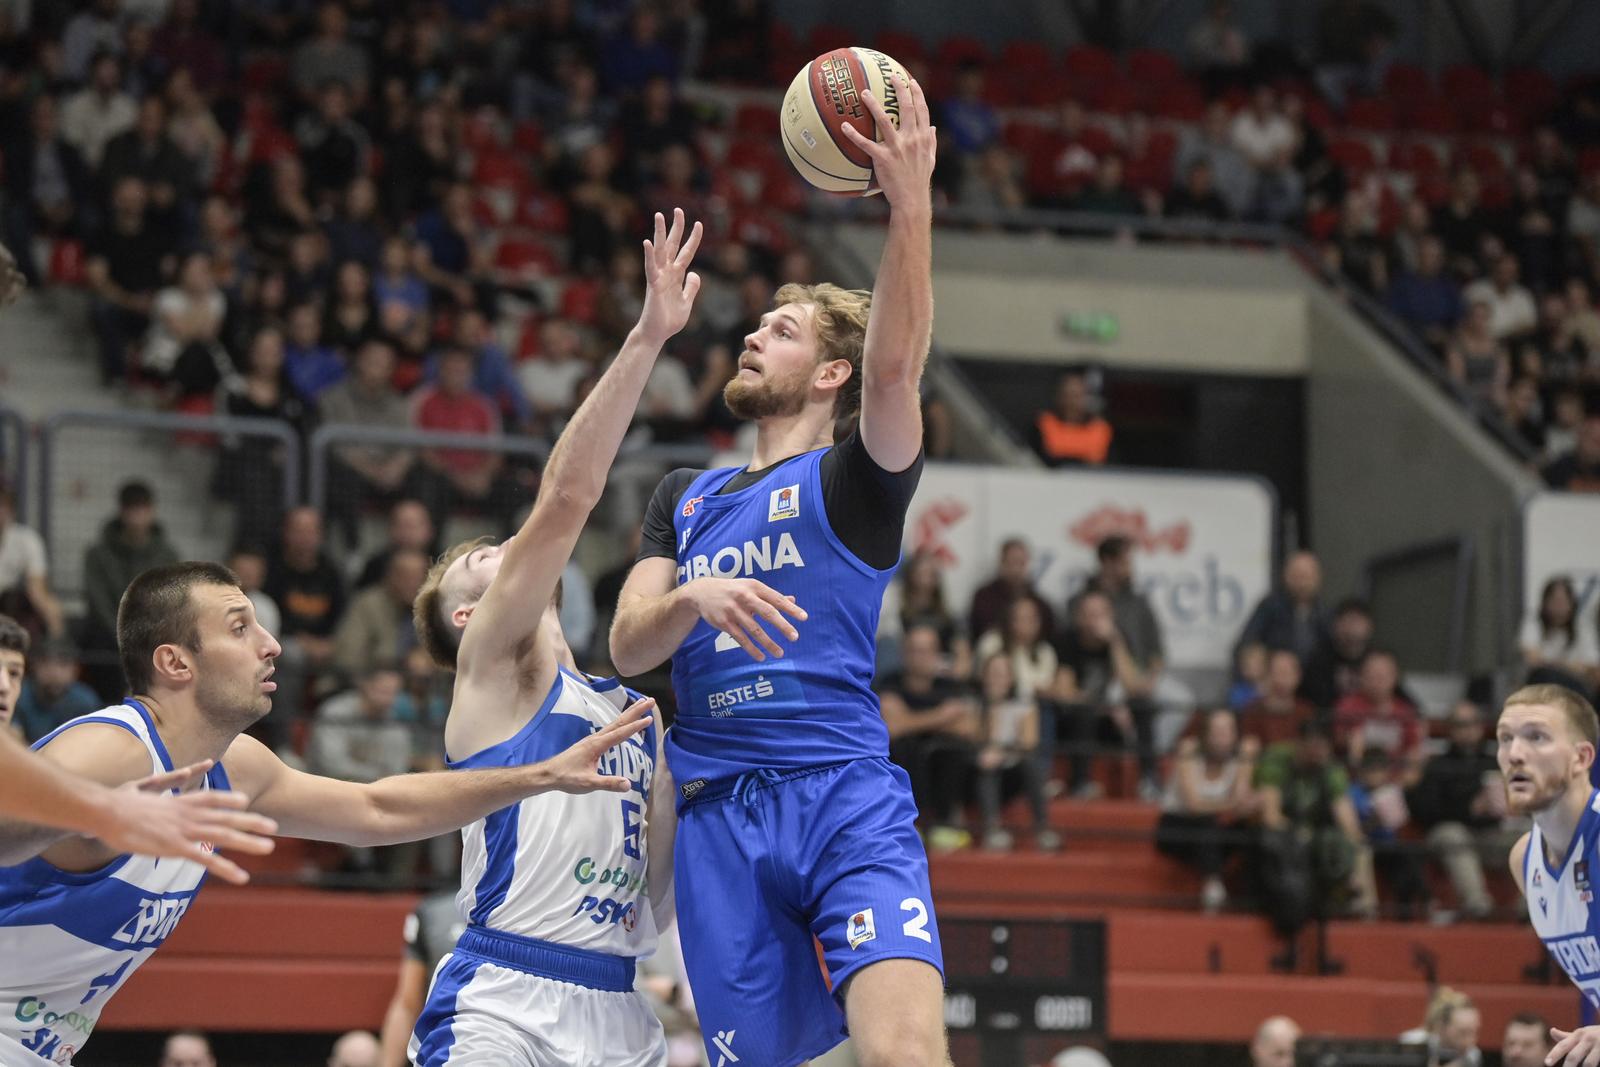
[{"x1": 845, "y1": 958, "x2": 950, "y2": 1067}]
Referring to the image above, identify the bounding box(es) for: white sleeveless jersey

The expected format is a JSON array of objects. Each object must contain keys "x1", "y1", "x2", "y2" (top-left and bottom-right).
[
  {"x1": 1526, "y1": 788, "x2": 1600, "y2": 1010},
  {"x1": 0, "y1": 701, "x2": 225, "y2": 1066},
  {"x1": 449, "y1": 667, "x2": 658, "y2": 958}
]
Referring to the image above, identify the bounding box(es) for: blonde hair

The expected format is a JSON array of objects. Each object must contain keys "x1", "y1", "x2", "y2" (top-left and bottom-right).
[
  {"x1": 412, "y1": 536, "x2": 494, "y2": 670},
  {"x1": 773, "y1": 282, "x2": 871, "y2": 418},
  {"x1": 1503, "y1": 683, "x2": 1600, "y2": 747},
  {"x1": 1423, "y1": 987, "x2": 1475, "y2": 1035}
]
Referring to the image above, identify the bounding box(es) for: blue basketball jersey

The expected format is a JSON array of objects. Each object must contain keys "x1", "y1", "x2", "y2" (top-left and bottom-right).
[
  {"x1": 1527, "y1": 788, "x2": 1600, "y2": 1009},
  {"x1": 666, "y1": 447, "x2": 898, "y2": 789},
  {"x1": 0, "y1": 701, "x2": 229, "y2": 1065}
]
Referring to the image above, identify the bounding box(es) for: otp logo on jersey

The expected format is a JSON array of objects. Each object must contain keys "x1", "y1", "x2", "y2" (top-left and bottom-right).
[{"x1": 573, "y1": 896, "x2": 637, "y2": 931}]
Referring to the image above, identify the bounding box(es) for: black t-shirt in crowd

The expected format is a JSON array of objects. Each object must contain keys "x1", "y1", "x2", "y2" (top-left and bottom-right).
[
  {"x1": 877, "y1": 673, "x2": 964, "y2": 715},
  {"x1": 88, "y1": 218, "x2": 174, "y2": 295},
  {"x1": 637, "y1": 429, "x2": 923, "y2": 571},
  {"x1": 266, "y1": 554, "x2": 349, "y2": 638},
  {"x1": 1056, "y1": 628, "x2": 1114, "y2": 703}
]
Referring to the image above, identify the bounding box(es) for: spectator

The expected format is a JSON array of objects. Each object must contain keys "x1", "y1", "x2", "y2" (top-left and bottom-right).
[
  {"x1": 324, "y1": 177, "x2": 386, "y2": 272},
  {"x1": 1386, "y1": 235, "x2": 1464, "y2": 350},
  {"x1": 356, "y1": 500, "x2": 437, "y2": 593},
  {"x1": 1333, "y1": 649, "x2": 1423, "y2": 774},
  {"x1": 882, "y1": 549, "x2": 972, "y2": 681},
  {"x1": 1038, "y1": 99, "x2": 1102, "y2": 205},
  {"x1": 967, "y1": 538, "x2": 1054, "y2": 643},
  {"x1": 1165, "y1": 160, "x2": 1231, "y2": 223},
  {"x1": 327, "y1": 1029, "x2": 381, "y2": 1067},
  {"x1": 247, "y1": 156, "x2": 318, "y2": 262},
  {"x1": 413, "y1": 183, "x2": 485, "y2": 309},
  {"x1": 381, "y1": 102, "x2": 457, "y2": 222},
  {"x1": 1254, "y1": 719, "x2": 1375, "y2": 928},
  {"x1": 193, "y1": 196, "x2": 253, "y2": 304},
  {"x1": 1403, "y1": 989, "x2": 1481, "y2": 1067},
  {"x1": 1568, "y1": 172, "x2": 1600, "y2": 275},
  {"x1": 1246, "y1": 145, "x2": 1305, "y2": 226},
  {"x1": 1566, "y1": 277, "x2": 1600, "y2": 354},
  {"x1": 291, "y1": 2, "x2": 371, "y2": 106},
  {"x1": 1175, "y1": 101, "x2": 1254, "y2": 218},
  {"x1": 517, "y1": 317, "x2": 593, "y2": 430},
  {"x1": 1330, "y1": 187, "x2": 1388, "y2": 296},
  {"x1": 1313, "y1": 0, "x2": 1396, "y2": 108},
  {"x1": 157, "y1": 1030, "x2": 215, "y2": 1067},
  {"x1": 1545, "y1": 387, "x2": 1589, "y2": 462},
  {"x1": 60, "y1": 50, "x2": 135, "y2": 170},
  {"x1": 0, "y1": 486, "x2": 65, "y2": 639},
  {"x1": 14, "y1": 635, "x2": 100, "y2": 743},
  {"x1": 265, "y1": 506, "x2": 348, "y2": 738},
  {"x1": 81, "y1": 481, "x2": 179, "y2": 699},
  {"x1": 2, "y1": 96, "x2": 92, "y2": 287},
  {"x1": 1156, "y1": 708, "x2": 1259, "y2": 913},
  {"x1": 86, "y1": 175, "x2": 172, "y2": 385},
  {"x1": 393, "y1": 644, "x2": 450, "y2": 773},
  {"x1": 1520, "y1": 575, "x2": 1600, "y2": 696},
  {"x1": 942, "y1": 62, "x2": 999, "y2": 157},
  {"x1": 144, "y1": 249, "x2": 231, "y2": 401},
  {"x1": 1235, "y1": 550, "x2": 1332, "y2": 668},
  {"x1": 1543, "y1": 413, "x2": 1600, "y2": 492},
  {"x1": 975, "y1": 595, "x2": 1063, "y2": 706},
  {"x1": 1464, "y1": 253, "x2": 1538, "y2": 343},
  {"x1": 1445, "y1": 300, "x2": 1509, "y2": 410},
  {"x1": 318, "y1": 339, "x2": 423, "y2": 549},
  {"x1": 1250, "y1": 1017, "x2": 1302, "y2": 1067},
  {"x1": 601, "y1": 7, "x2": 678, "y2": 93},
  {"x1": 1075, "y1": 155, "x2": 1142, "y2": 218},
  {"x1": 1032, "y1": 370, "x2": 1112, "y2": 467},
  {"x1": 1501, "y1": 1014, "x2": 1552, "y2": 1067},
  {"x1": 228, "y1": 547, "x2": 281, "y2": 640},
  {"x1": 100, "y1": 94, "x2": 194, "y2": 221},
  {"x1": 295, "y1": 80, "x2": 371, "y2": 206},
  {"x1": 332, "y1": 548, "x2": 427, "y2": 683},
  {"x1": 62, "y1": 0, "x2": 124, "y2": 83},
  {"x1": 283, "y1": 301, "x2": 347, "y2": 404},
  {"x1": 1389, "y1": 196, "x2": 1434, "y2": 276},
  {"x1": 154, "y1": 5, "x2": 226, "y2": 99},
  {"x1": 1501, "y1": 375, "x2": 1546, "y2": 454},
  {"x1": 1228, "y1": 643, "x2": 1266, "y2": 710},
  {"x1": 972, "y1": 652, "x2": 1058, "y2": 852},
  {"x1": 1187, "y1": 1, "x2": 1250, "y2": 81},
  {"x1": 955, "y1": 144, "x2": 1028, "y2": 223},
  {"x1": 880, "y1": 623, "x2": 980, "y2": 850},
  {"x1": 423, "y1": 308, "x2": 531, "y2": 431},
  {"x1": 1408, "y1": 701, "x2": 1511, "y2": 922},
  {"x1": 1433, "y1": 170, "x2": 1490, "y2": 278},
  {"x1": 322, "y1": 260, "x2": 379, "y2": 355},
  {"x1": 309, "y1": 663, "x2": 411, "y2": 878},
  {"x1": 1073, "y1": 535, "x2": 1166, "y2": 738},
  {"x1": 1231, "y1": 85, "x2": 1295, "y2": 172},
  {"x1": 214, "y1": 326, "x2": 305, "y2": 543},
  {"x1": 0, "y1": 615, "x2": 24, "y2": 736},
  {"x1": 1239, "y1": 649, "x2": 1316, "y2": 746},
  {"x1": 284, "y1": 228, "x2": 333, "y2": 307},
  {"x1": 1348, "y1": 749, "x2": 1427, "y2": 919},
  {"x1": 1056, "y1": 588, "x2": 1159, "y2": 798},
  {"x1": 1301, "y1": 598, "x2": 1375, "y2": 708},
  {"x1": 411, "y1": 344, "x2": 526, "y2": 536}
]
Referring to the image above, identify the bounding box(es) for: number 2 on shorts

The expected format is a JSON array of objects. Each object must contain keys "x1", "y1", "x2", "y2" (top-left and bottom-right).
[{"x1": 900, "y1": 897, "x2": 932, "y2": 942}]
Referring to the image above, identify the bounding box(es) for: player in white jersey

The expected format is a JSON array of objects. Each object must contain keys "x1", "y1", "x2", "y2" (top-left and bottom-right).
[
  {"x1": 0, "y1": 565, "x2": 650, "y2": 1067},
  {"x1": 1500, "y1": 683, "x2": 1600, "y2": 1066},
  {"x1": 404, "y1": 208, "x2": 704, "y2": 1067}
]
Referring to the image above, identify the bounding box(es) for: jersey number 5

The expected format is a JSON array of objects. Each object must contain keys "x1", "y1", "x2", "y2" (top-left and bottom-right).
[{"x1": 621, "y1": 799, "x2": 643, "y2": 860}]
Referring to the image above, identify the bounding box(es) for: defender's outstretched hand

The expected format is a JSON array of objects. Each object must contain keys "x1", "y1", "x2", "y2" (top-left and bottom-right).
[
  {"x1": 541, "y1": 699, "x2": 655, "y2": 795},
  {"x1": 840, "y1": 73, "x2": 937, "y2": 207},
  {"x1": 638, "y1": 208, "x2": 704, "y2": 344},
  {"x1": 99, "y1": 761, "x2": 279, "y2": 886},
  {"x1": 1549, "y1": 1025, "x2": 1600, "y2": 1066}
]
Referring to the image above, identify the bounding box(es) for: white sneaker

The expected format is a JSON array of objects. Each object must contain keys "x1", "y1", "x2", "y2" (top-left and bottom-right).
[
  {"x1": 982, "y1": 829, "x2": 1015, "y2": 851},
  {"x1": 1071, "y1": 781, "x2": 1104, "y2": 800},
  {"x1": 1138, "y1": 776, "x2": 1162, "y2": 803},
  {"x1": 1201, "y1": 877, "x2": 1227, "y2": 914}
]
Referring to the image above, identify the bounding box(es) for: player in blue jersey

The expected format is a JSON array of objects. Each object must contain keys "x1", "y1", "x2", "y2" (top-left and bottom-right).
[
  {"x1": 0, "y1": 564, "x2": 649, "y2": 1066},
  {"x1": 1500, "y1": 683, "x2": 1600, "y2": 1066},
  {"x1": 610, "y1": 76, "x2": 947, "y2": 1067},
  {"x1": 403, "y1": 208, "x2": 703, "y2": 1066}
]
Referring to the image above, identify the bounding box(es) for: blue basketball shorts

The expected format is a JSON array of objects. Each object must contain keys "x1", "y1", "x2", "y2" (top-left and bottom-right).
[{"x1": 674, "y1": 757, "x2": 944, "y2": 1067}]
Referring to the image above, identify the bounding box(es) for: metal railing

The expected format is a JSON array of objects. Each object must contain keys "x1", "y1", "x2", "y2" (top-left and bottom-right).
[{"x1": 38, "y1": 409, "x2": 302, "y2": 598}]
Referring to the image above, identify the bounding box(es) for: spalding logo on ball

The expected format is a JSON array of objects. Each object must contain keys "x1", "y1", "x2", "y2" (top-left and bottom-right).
[{"x1": 781, "y1": 46, "x2": 911, "y2": 196}]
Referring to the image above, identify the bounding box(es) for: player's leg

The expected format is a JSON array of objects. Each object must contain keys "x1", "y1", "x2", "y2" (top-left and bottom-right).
[
  {"x1": 409, "y1": 955, "x2": 538, "y2": 1066},
  {"x1": 843, "y1": 958, "x2": 950, "y2": 1067},
  {"x1": 675, "y1": 794, "x2": 844, "y2": 1067},
  {"x1": 793, "y1": 758, "x2": 950, "y2": 1067}
]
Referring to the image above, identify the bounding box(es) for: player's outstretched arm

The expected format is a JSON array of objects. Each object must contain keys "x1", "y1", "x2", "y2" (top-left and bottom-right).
[
  {"x1": 229, "y1": 699, "x2": 654, "y2": 846},
  {"x1": 455, "y1": 210, "x2": 703, "y2": 677},
  {"x1": 0, "y1": 728, "x2": 277, "y2": 884},
  {"x1": 839, "y1": 73, "x2": 937, "y2": 474}
]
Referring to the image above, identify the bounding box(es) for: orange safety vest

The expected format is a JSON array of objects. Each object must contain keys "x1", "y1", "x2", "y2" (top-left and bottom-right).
[{"x1": 1036, "y1": 412, "x2": 1112, "y2": 464}]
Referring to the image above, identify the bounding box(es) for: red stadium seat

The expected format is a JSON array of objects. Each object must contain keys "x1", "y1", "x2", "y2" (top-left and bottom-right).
[
  {"x1": 1441, "y1": 64, "x2": 1495, "y2": 107},
  {"x1": 512, "y1": 120, "x2": 544, "y2": 158},
  {"x1": 1013, "y1": 66, "x2": 1074, "y2": 109},
  {"x1": 1002, "y1": 119, "x2": 1050, "y2": 155},
  {"x1": 1505, "y1": 66, "x2": 1559, "y2": 120},
  {"x1": 560, "y1": 277, "x2": 602, "y2": 325},
  {"x1": 1087, "y1": 73, "x2": 1137, "y2": 115},
  {"x1": 874, "y1": 30, "x2": 926, "y2": 65},
  {"x1": 1389, "y1": 139, "x2": 1443, "y2": 177},
  {"x1": 936, "y1": 34, "x2": 988, "y2": 68},
  {"x1": 999, "y1": 40, "x2": 1052, "y2": 72},
  {"x1": 516, "y1": 191, "x2": 569, "y2": 235},
  {"x1": 1126, "y1": 48, "x2": 1182, "y2": 86},
  {"x1": 1456, "y1": 140, "x2": 1508, "y2": 177},
  {"x1": 1344, "y1": 96, "x2": 1396, "y2": 131},
  {"x1": 732, "y1": 101, "x2": 780, "y2": 138},
  {"x1": 1473, "y1": 102, "x2": 1523, "y2": 137},
  {"x1": 1145, "y1": 81, "x2": 1206, "y2": 122},
  {"x1": 804, "y1": 24, "x2": 849, "y2": 56},
  {"x1": 1406, "y1": 94, "x2": 1458, "y2": 135},
  {"x1": 494, "y1": 234, "x2": 560, "y2": 280},
  {"x1": 1382, "y1": 63, "x2": 1430, "y2": 100},
  {"x1": 1327, "y1": 135, "x2": 1378, "y2": 176},
  {"x1": 1581, "y1": 147, "x2": 1600, "y2": 176},
  {"x1": 1064, "y1": 44, "x2": 1119, "y2": 89}
]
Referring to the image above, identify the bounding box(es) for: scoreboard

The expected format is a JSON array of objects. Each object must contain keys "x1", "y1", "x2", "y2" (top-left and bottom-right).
[{"x1": 940, "y1": 917, "x2": 1108, "y2": 1067}]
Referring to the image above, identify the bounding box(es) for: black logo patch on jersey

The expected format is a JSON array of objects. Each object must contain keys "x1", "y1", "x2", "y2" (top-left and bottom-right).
[{"x1": 680, "y1": 779, "x2": 707, "y2": 802}]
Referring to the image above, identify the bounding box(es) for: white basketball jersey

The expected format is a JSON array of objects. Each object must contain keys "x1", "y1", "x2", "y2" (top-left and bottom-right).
[
  {"x1": 1526, "y1": 788, "x2": 1600, "y2": 1010},
  {"x1": 0, "y1": 702, "x2": 225, "y2": 1066},
  {"x1": 449, "y1": 667, "x2": 658, "y2": 958}
]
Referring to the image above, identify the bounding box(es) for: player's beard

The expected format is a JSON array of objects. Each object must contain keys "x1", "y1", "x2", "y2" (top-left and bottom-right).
[
  {"x1": 1505, "y1": 767, "x2": 1571, "y2": 816},
  {"x1": 723, "y1": 363, "x2": 810, "y2": 420},
  {"x1": 194, "y1": 657, "x2": 273, "y2": 730}
]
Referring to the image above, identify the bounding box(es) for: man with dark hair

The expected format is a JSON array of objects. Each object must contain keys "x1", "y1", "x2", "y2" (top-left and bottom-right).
[
  {"x1": 1409, "y1": 700, "x2": 1509, "y2": 922},
  {"x1": 1300, "y1": 598, "x2": 1375, "y2": 709},
  {"x1": 0, "y1": 614, "x2": 25, "y2": 733},
  {"x1": 14, "y1": 635, "x2": 100, "y2": 742},
  {"x1": 1235, "y1": 550, "x2": 1331, "y2": 668},
  {"x1": 968, "y1": 537, "x2": 1055, "y2": 641},
  {"x1": 159, "y1": 1029, "x2": 215, "y2": 1067},
  {"x1": 264, "y1": 507, "x2": 346, "y2": 739},
  {"x1": 83, "y1": 480, "x2": 180, "y2": 699},
  {"x1": 1501, "y1": 1013, "x2": 1552, "y2": 1067},
  {"x1": 0, "y1": 561, "x2": 651, "y2": 1065},
  {"x1": 879, "y1": 623, "x2": 980, "y2": 848}
]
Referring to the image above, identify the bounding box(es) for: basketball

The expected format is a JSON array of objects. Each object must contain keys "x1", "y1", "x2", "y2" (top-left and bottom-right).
[{"x1": 780, "y1": 46, "x2": 912, "y2": 196}]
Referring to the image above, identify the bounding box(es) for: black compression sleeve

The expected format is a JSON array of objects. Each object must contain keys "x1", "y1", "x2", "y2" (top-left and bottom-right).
[
  {"x1": 636, "y1": 468, "x2": 702, "y2": 562},
  {"x1": 819, "y1": 430, "x2": 924, "y2": 570}
]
